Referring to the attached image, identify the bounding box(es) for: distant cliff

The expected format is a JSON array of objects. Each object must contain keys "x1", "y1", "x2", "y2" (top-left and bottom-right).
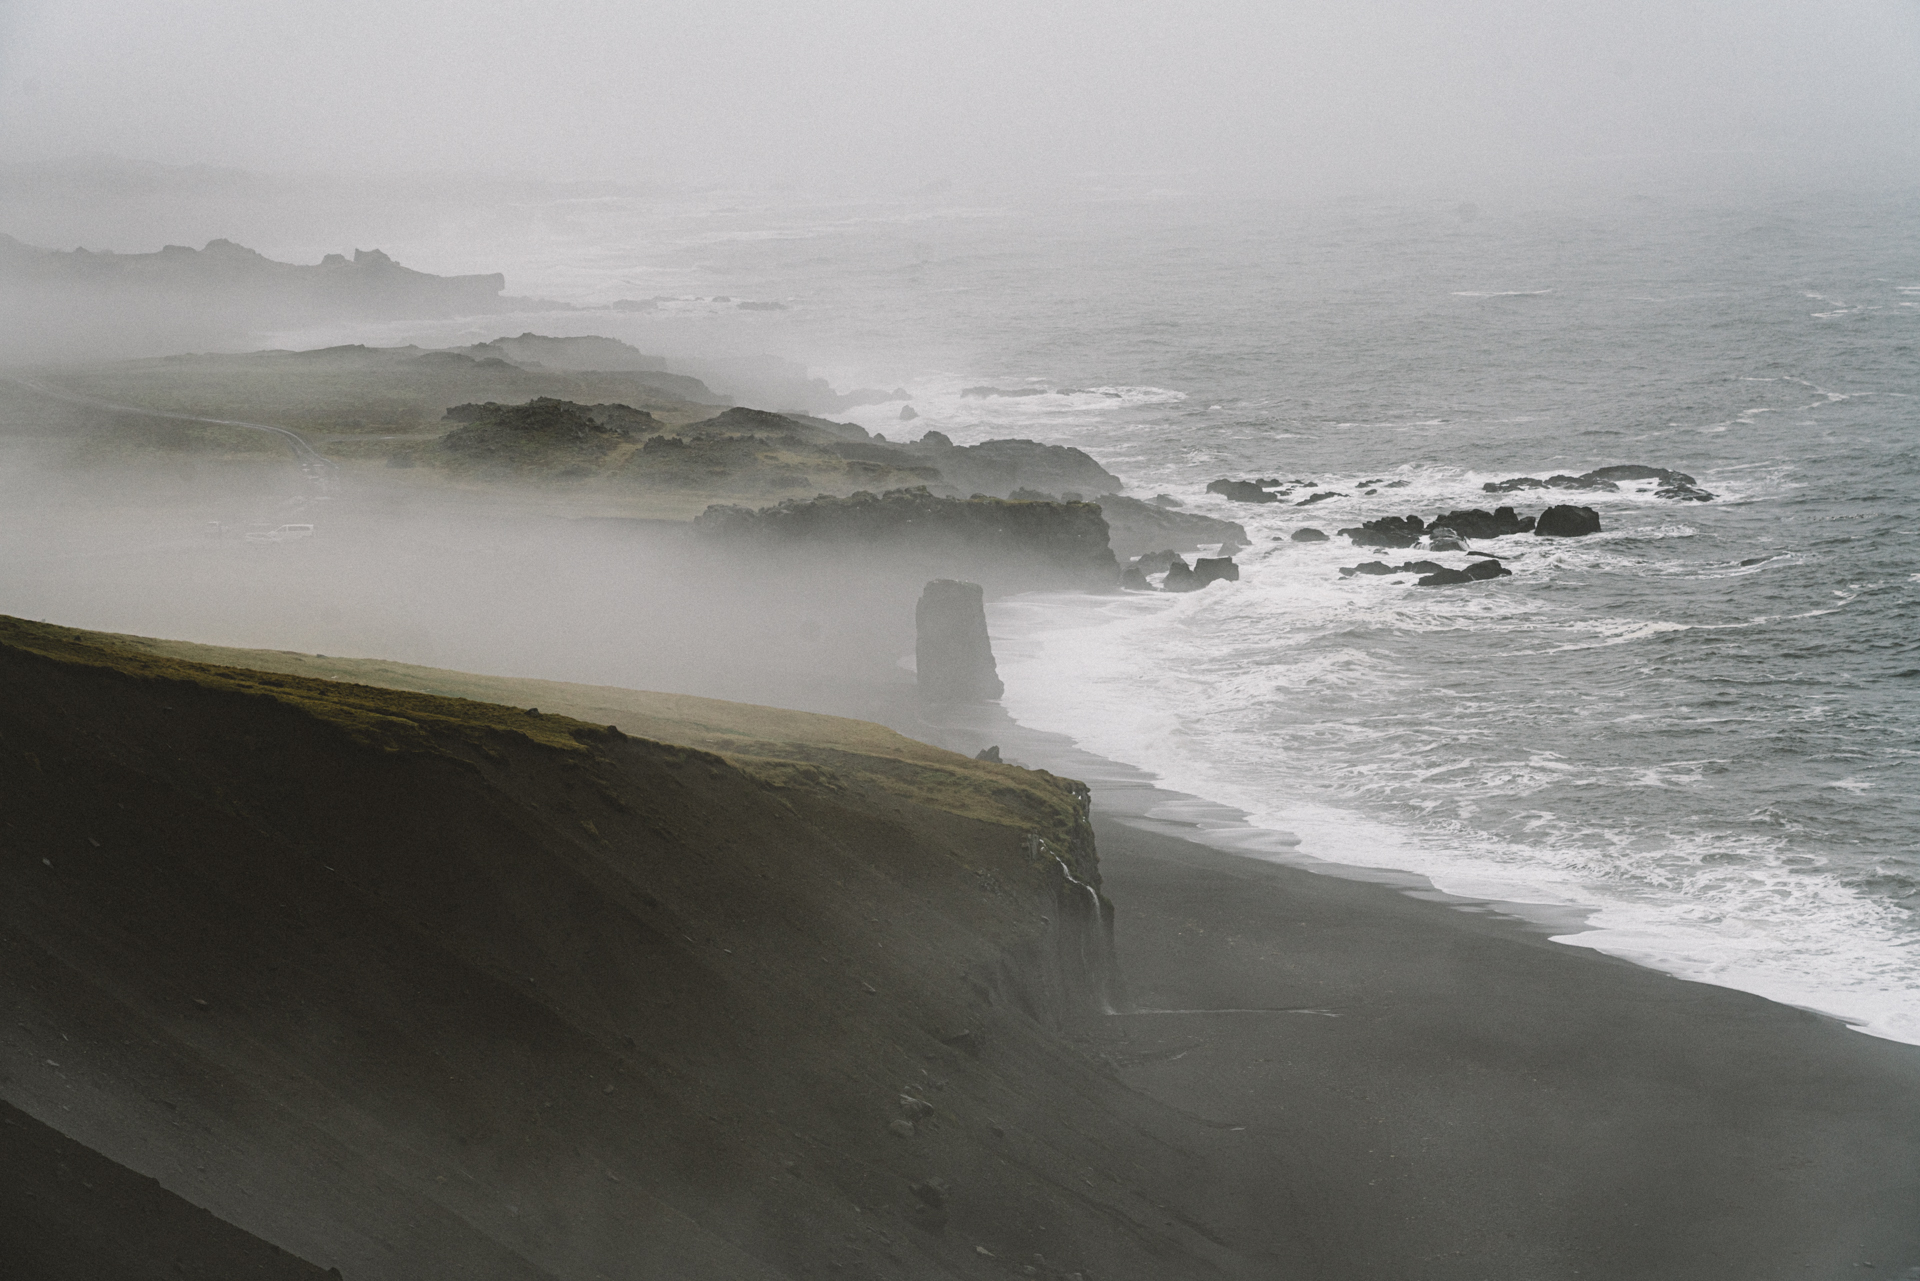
[
  {"x1": 0, "y1": 234, "x2": 510, "y2": 314},
  {"x1": 696, "y1": 487, "x2": 1120, "y2": 589}
]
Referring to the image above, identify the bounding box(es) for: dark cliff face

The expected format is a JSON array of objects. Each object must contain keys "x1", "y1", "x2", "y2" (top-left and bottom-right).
[
  {"x1": 0, "y1": 618, "x2": 1203, "y2": 1281},
  {"x1": 695, "y1": 487, "x2": 1120, "y2": 591}
]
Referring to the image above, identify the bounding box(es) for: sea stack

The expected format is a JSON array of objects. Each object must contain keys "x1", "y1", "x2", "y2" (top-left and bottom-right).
[{"x1": 916, "y1": 578, "x2": 1005, "y2": 702}]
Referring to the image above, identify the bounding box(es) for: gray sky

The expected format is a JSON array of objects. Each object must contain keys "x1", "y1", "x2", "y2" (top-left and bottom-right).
[{"x1": 2, "y1": 0, "x2": 1918, "y2": 191}]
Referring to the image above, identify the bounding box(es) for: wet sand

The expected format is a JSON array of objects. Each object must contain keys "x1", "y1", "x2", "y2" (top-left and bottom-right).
[
  {"x1": 870, "y1": 695, "x2": 1920, "y2": 1279},
  {"x1": 1082, "y1": 815, "x2": 1920, "y2": 1279}
]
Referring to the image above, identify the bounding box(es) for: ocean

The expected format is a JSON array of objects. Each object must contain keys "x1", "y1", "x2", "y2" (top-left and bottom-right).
[{"x1": 334, "y1": 183, "x2": 1920, "y2": 1041}]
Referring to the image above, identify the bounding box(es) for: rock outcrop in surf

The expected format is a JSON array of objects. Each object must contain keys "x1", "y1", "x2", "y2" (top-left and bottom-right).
[{"x1": 916, "y1": 579, "x2": 1006, "y2": 703}]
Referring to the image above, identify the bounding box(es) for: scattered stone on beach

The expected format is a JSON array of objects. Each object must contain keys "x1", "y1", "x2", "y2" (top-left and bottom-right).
[
  {"x1": 1535, "y1": 505, "x2": 1602, "y2": 537},
  {"x1": 1290, "y1": 527, "x2": 1329, "y2": 543},
  {"x1": 915, "y1": 579, "x2": 1005, "y2": 703},
  {"x1": 1206, "y1": 479, "x2": 1279, "y2": 504},
  {"x1": 1416, "y1": 558, "x2": 1513, "y2": 586},
  {"x1": 888, "y1": 1119, "x2": 916, "y2": 1139}
]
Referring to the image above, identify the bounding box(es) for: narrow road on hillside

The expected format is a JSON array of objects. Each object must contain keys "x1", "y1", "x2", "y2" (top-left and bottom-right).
[{"x1": 7, "y1": 376, "x2": 339, "y2": 494}]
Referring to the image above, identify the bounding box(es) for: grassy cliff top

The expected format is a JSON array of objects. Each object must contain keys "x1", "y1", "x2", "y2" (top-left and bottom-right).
[{"x1": 1, "y1": 616, "x2": 1089, "y2": 851}]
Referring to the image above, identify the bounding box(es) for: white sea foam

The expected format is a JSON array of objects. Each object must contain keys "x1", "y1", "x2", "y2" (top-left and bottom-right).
[{"x1": 988, "y1": 566, "x2": 1920, "y2": 1047}]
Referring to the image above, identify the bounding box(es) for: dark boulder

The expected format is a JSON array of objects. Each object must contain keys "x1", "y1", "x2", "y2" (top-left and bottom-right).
[
  {"x1": 1339, "y1": 561, "x2": 1398, "y2": 577},
  {"x1": 1193, "y1": 557, "x2": 1240, "y2": 586},
  {"x1": 1133, "y1": 550, "x2": 1187, "y2": 575},
  {"x1": 1429, "y1": 506, "x2": 1534, "y2": 539},
  {"x1": 1291, "y1": 527, "x2": 1329, "y2": 543},
  {"x1": 1296, "y1": 490, "x2": 1345, "y2": 506},
  {"x1": 916, "y1": 579, "x2": 1004, "y2": 703},
  {"x1": 1120, "y1": 565, "x2": 1150, "y2": 590},
  {"x1": 1535, "y1": 505, "x2": 1602, "y2": 537},
  {"x1": 899, "y1": 405, "x2": 919, "y2": 421},
  {"x1": 1162, "y1": 561, "x2": 1201, "y2": 592},
  {"x1": 1427, "y1": 526, "x2": 1467, "y2": 551},
  {"x1": 1151, "y1": 494, "x2": 1184, "y2": 507},
  {"x1": 1587, "y1": 464, "x2": 1696, "y2": 486},
  {"x1": 1339, "y1": 514, "x2": 1426, "y2": 549},
  {"x1": 1416, "y1": 558, "x2": 1513, "y2": 586},
  {"x1": 1488, "y1": 464, "x2": 1707, "y2": 500},
  {"x1": 1545, "y1": 474, "x2": 1619, "y2": 491},
  {"x1": 1206, "y1": 479, "x2": 1279, "y2": 504},
  {"x1": 1094, "y1": 494, "x2": 1249, "y2": 558}
]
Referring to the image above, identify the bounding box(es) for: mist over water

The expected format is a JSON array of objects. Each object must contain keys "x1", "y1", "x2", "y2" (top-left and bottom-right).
[
  {"x1": 268, "y1": 184, "x2": 1920, "y2": 1040},
  {"x1": 4, "y1": 174, "x2": 1919, "y2": 1042}
]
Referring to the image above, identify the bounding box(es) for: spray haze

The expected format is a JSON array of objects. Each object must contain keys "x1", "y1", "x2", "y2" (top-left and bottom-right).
[{"x1": 1, "y1": 0, "x2": 1916, "y2": 193}]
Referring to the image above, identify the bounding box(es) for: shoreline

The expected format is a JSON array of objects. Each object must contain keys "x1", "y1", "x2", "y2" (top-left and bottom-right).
[
  {"x1": 936, "y1": 589, "x2": 1920, "y2": 1048},
  {"x1": 6, "y1": 617, "x2": 1918, "y2": 1276},
  {"x1": 863, "y1": 690, "x2": 1920, "y2": 1277}
]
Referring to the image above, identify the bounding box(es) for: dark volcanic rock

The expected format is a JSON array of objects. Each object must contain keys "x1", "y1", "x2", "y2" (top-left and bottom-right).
[
  {"x1": 1193, "y1": 557, "x2": 1240, "y2": 586},
  {"x1": 1340, "y1": 559, "x2": 1448, "y2": 578},
  {"x1": 1120, "y1": 564, "x2": 1150, "y2": 590},
  {"x1": 1587, "y1": 464, "x2": 1696, "y2": 486},
  {"x1": 1151, "y1": 494, "x2": 1184, "y2": 507},
  {"x1": 1133, "y1": 550, "x2": 1187, "y2": 575},
  {"x1": 1296, "y1": 490, "x2": 1345, "y2": 506},
  {"x1": 916, "y1": 579, "x2": 1005, "y2": 703},
  {"x1": 1290, "y1": 528, "x2": 1329, "y2": 543},
  {"x1": 1488, "y1": 464, "x2": 1709, "y2": 501},
  {"x1": 1339, "y1": 515, "x2": 1426, "y2": 549},
  {"x1": 1206, "y1": 479, "x2": 1280, "y2": 504},
  {"x1": 907, "y1": 435, "x2": 1123, "y2": 498},
  {"x1": 1535, "y1": 505, "x2": 1602, "y2": 537},
  {"x1": 1095, "y1": 494, "x2": 1249, "y2": 558},
  {"x1": 1416, "y1": 558, "x2": 1513, "y2": 586},
  {"x1": 695, "y1": 487, "x2": 1119, "y2": 587},
  {"x1": 1429, "y1": 507, "x2": 1534, "y2": 539},
  {"x1": 1162, "y1": 561, "x2": 1201, "y2": 592},
  {"x1": 1484, "y1": 476, "x2": 1549, "y2": 493}
]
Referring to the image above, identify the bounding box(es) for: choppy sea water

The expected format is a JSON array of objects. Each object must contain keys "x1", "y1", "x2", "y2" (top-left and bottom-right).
[{"x1": 346, "y1": 186, "x2": 1920, "y2": 1040}]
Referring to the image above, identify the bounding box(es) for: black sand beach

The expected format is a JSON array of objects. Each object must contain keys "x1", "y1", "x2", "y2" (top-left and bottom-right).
[
  {"x1": 4, "y1": 620, "x2": 1919, "y2": 1279},
  {"x1": 1085, "y1": 816, "x2": 1920, "y2": 1279}
]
